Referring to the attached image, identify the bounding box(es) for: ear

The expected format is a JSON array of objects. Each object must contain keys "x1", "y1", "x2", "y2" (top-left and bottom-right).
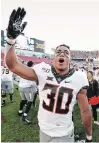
[{"x1": 52, "y1": 58, "x2": 55, "y2": 66}]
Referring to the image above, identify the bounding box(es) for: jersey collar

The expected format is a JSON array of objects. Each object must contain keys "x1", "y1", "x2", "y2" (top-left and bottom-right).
[{"x1": 51, "y1": 66, "x2": 75, "y2": 84}]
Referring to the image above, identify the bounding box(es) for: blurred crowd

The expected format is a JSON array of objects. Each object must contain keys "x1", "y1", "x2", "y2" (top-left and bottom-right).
[
  {"x1": 15, "y1": 50, "x2": 99, "y2": 59},
  {"x1": 71, "y1": 50, "x2": 99, "y2": 59}
]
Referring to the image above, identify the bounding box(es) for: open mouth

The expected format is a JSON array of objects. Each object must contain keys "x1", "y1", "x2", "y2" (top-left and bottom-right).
[{"x1": 59, "y1": 58, "x2": 64, "y2": 63}]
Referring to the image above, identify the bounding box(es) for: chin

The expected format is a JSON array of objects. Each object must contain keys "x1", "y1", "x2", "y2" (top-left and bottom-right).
[{"x1": 58, "y1": 67, "x2": 66, "y2": 72}]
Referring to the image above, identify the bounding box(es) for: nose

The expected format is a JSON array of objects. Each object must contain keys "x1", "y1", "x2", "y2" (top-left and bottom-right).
[{"x1": 59, "y1": 52, "x2": 65, "y2": 57}]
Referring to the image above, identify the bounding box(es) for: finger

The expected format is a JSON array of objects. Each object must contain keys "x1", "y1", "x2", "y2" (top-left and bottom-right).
[
  {"x1": 20, "y1": 8, "x2": 26, "y2": 18},
  {"x1": 21, "y1": 22, "x2": 27, "y2": 32},
  {"x1": 14, "y1": 7, "x2": 21, "y2": 21},
  {"x1": 9, "y1": 9, "x2": 16, "y2": 22},
  {"x1": 20, "y1": 8, "x2": 26, "y2": 19}
]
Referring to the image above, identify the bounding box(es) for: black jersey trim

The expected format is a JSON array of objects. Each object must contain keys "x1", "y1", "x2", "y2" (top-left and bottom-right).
[{"x1": 51, "y1": 66, "x2": 75, "y2": 84}]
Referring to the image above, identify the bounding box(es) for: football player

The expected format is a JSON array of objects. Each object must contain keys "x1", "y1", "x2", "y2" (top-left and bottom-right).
[
  {"x1": 73, "y1": 64, "x2": 79, "y2": 71},
  {"x1": 5, "y1": 7, "x2": 92, "y2": 142},
  {"x1": 18, "y1": 61, "x2": 38, "y2": 124},
  {"x1": 32, "y1": 88, "x2": 38, "y2": 107},
  {"x1": 1, "y1": 63, "x2": 14, "y2": 106}
]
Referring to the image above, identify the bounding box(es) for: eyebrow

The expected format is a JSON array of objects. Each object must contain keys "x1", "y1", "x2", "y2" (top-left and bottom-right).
[
  {"x1": 56, "y1": 49, "x2": 69, "y2": 53},
  {"x1": 64, "y1": 50, "x2": 69, "y2": 53},
  {"x1": 56, "y1": 50, "x2": 61, "y2": 52}
]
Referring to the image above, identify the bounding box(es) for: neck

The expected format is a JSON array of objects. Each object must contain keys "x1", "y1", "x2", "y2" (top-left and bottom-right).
[
  {"x1": 89, "y1": 78, "x2": 93, "y2": 81},
  {"x1": 54, "y1": 67, "x2": 69, "y2": 75}
]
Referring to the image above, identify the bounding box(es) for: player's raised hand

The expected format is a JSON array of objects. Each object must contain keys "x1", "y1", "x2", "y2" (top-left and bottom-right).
[{"x1": 7, "y1": 7, "x2": 27, "y2": 39}]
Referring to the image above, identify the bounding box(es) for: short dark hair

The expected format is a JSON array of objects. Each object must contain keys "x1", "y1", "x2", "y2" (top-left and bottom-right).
[
  {"x1": 27, "y1": 61, "x2": 34, "y2": 67},
  {"x1": 88, "y1": 71, "x2": 93, "y2": 76},
  {"x1": 55, "y1": 44, "x2": 70, "y2": 51}
]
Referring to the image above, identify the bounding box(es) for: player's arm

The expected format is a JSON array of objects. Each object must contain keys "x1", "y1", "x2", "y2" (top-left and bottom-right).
[
  {"x1": 5, "y1": 7, "x2": 37, "y2": 81},
  {"x1": 77, "y1": 88, "x2": 92, "y2": 141},
  {"x1": 6, "y1": 47, "x2": 37, "y2": 80}
]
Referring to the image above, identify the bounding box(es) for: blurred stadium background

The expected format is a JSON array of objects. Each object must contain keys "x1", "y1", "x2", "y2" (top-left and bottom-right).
[{"x1": 1, "y1": 29, "x2": 99, "y2": 70}]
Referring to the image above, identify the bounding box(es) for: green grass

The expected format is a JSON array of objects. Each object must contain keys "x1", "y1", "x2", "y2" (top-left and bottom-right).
[
  {"x1": 1, "y1": 85, "x2": 99, "y2": 142},
  {"x1": 74, "y1": 105, "x2": 99, "y2": 142}
]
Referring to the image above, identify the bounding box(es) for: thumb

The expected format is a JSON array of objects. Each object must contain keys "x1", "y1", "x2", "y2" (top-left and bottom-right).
[{"x1": 21, "y1": 22, "x2": 27, "y2": 32}]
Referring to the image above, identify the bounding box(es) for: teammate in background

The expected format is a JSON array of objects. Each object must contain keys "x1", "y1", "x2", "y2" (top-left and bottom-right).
[
  {"x1": 1, "y1": 63, "x2": 14, "y2": 106},
  {"x1": 32, "y1": 88, "x2": 38, "y2": 107},
  {"x1": 18, "y1": 61, "x2": 38, "y2": 124},
  {"x1": 73, "y1": 64, "x2": 79, "y2": 71},
  {"x1": 87, "y1": 71, "x2": 99, "y2": 125},
  {"x1": 5, "y1": 8, "x2": 92, "y2": 142}
]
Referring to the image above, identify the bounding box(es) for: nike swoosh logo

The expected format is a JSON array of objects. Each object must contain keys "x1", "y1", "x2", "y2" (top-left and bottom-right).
[{"x1": 65, "y1": 81, "x2": 71, "y2": 83}]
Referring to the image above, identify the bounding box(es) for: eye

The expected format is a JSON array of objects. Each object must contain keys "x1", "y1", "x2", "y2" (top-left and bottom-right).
[
  {"x1": 64, "y1": 51, "x2": 69, "y2": 55},
  {"x1": 56, "y1": 51, "x2": 60, "y2": 54}
]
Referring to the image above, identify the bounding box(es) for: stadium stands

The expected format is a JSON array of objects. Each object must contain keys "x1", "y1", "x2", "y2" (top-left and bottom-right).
[{"x1": 1, "y1": 50, "x2": 99, "y2": 66}]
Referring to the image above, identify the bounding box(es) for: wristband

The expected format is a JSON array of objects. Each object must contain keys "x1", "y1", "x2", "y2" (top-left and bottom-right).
[
  {"x1": 6, "y1": 38, "x2": 16, "y2": 45},
  {"x1": 86, "y1": 135, "x2": 92, "y2": 142},
  {"x1": 6, "y1": 41, "x2": 16, "y2": 46},
  {"x1": 4, "y1": 38, "x2": 16, "y2": 60}
]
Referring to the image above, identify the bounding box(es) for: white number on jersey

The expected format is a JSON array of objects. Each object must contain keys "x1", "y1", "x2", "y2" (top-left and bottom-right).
[{"x1": 43, "y1": 83, "x2": 73, "y2": 114}]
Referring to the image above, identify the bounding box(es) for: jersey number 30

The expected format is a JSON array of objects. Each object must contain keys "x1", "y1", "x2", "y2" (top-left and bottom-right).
[{"x1": 43, "y1": 83, "x2": 73, "y2": 114}]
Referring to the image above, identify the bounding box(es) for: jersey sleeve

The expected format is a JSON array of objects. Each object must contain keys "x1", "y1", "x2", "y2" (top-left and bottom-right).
[
  {"x1": 81, "y1": 73, "x2": 89, "y2": 88},
  {"x1": 77, "y1": 71, "x2": 89, "y2": 93},
  {"x1": 32, "y1": 62, "x2": 45, "y2": 84},
  {"x1": 32, "y1": 62, "x2": 43, "y2": 77}
]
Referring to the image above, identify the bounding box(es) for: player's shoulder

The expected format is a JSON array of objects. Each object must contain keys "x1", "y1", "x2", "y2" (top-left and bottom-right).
[
  {"x1": 71, "y1": 70, "x2": 89, "y2": 88},
  {"x1": 73, "y1": 70, "x2": 87, "y2": 80},
  {"x1": 41, "y1": 62, "x2": 51, "y2": 70},
  {"x1": 74, "y1": 70, "x2": 86, "y2": 76},
  {"x1": 33, "y1": 62, "x2": 51, "y2": 70},
  {"x1": 35, "y1": 62, "x2": 50, "y2": 67}
]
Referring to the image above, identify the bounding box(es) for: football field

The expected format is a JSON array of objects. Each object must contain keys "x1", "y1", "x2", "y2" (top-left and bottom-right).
[{"x1": 1, "y1": 85, "x2": 99, "y2": 142}]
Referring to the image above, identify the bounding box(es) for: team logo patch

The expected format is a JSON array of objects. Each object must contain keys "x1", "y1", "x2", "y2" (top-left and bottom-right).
[
  {"x1": 65, "y1": 80, "x2": 71, "y2": 83},
  {"x1": 46, "y1": 76, "x2": 54, "y2": 81},
  {"x1": 57, "y1": 77, "x2": 62, "y2": 82},
  {"x1": 42, "y1": 68, "x2": 50, "y2": 73}
]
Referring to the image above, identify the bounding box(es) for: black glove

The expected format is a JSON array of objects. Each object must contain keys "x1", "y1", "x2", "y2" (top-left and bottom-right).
[{"x1": 7, "y1": 7, "x2": 27, "y2": 39}]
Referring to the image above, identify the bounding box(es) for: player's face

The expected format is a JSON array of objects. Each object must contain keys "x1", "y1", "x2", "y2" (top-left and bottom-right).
[{"x1": 53, "y1": 46, "x2": 71, "y2": 72}]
